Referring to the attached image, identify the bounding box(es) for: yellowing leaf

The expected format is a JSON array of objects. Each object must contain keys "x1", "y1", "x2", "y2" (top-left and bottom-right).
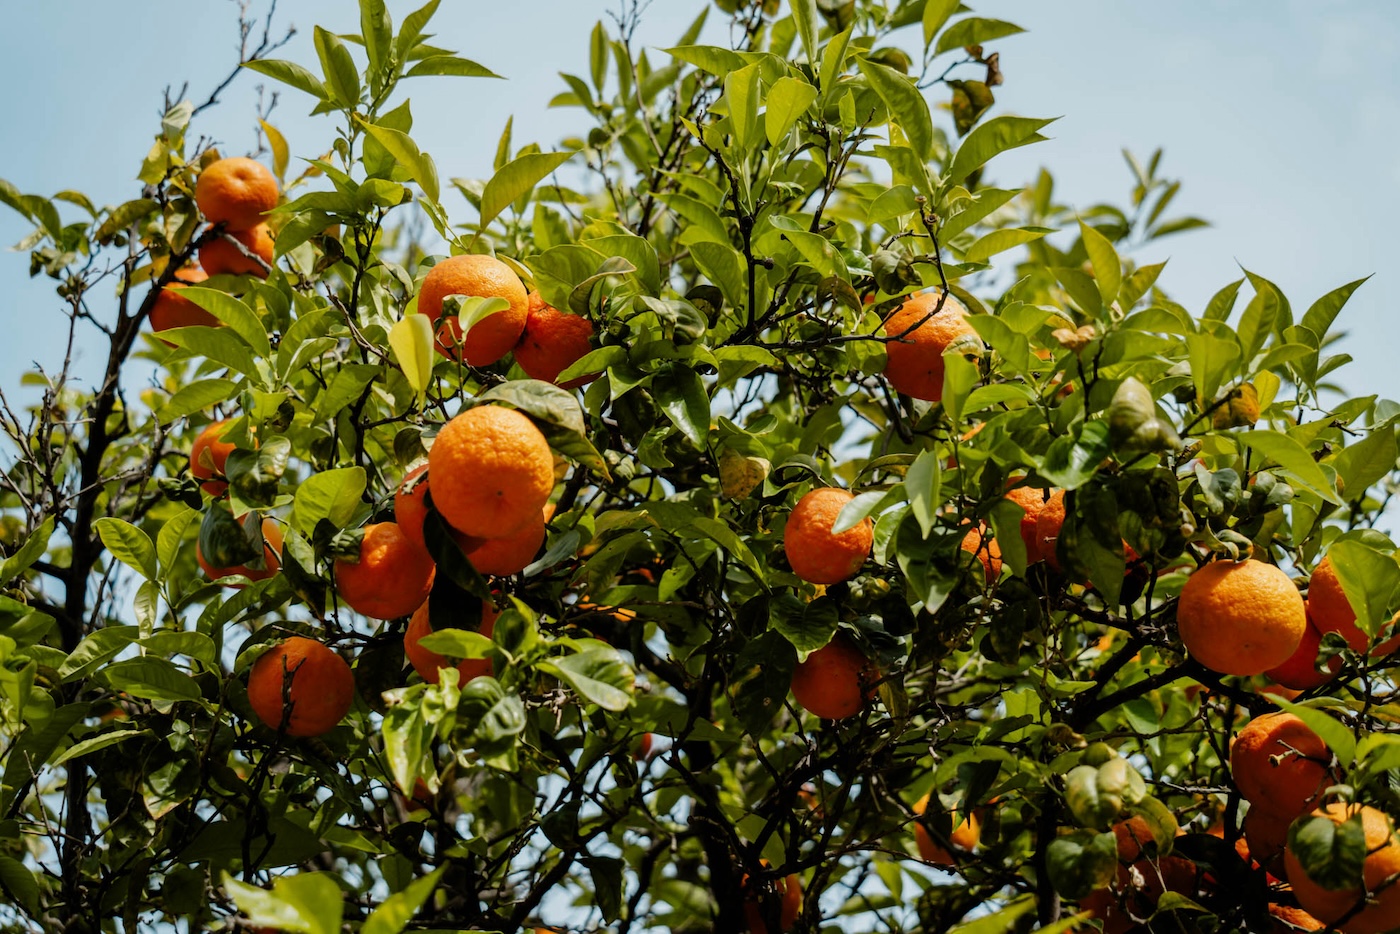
[{"x1": 389, "y1": 314, "x2": 435, "y2": 401}]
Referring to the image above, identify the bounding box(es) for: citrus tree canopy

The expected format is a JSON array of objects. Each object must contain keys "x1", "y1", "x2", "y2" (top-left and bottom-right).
[{"x1": 0, "y1": 1, "x2": 1397, "y2": 932}]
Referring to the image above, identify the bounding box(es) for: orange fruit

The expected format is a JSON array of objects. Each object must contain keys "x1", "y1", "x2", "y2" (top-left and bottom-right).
[
  {"x1": 246, "y1": 636, "x2": 354, "y2": 737},
  {"x1": 395, "y1": 464, "x2": 431, "y2": 553},
  {"x1": 790, "y1": 633, "x2": 876, "y2": 720},
  {"x1": 913, "y1": 793, "x2": 981, "y2": 865},
  {"x1": 1005, "y1": 484, "x2": 1051, "y2": 564},
  {"x1": 1034, "y1": 490, "x2": 1067, "y2": 571},
  {"x1": 196, "y1": 156, "x2": 279, "y2": 231},
  {"x1": 197, "y1": 517, "x2": 282, "y2": 586},
  {"x1": 150, "y1": 267, "x2": 218, "y2": 341},
  {"x1": 456, "y1": 505, "x2": 548, "y2": 576},
  {"x1": 417, "y1": 254, "x2": 529, "y2": 366},
  {"x1": 198, "y1": 223, "x2": 274, "y2": 277},
  {"x1": 741, "y1": 864, "x2": 801, "y2": 934},
  {"x1": 1080, "y1": 816, "x2": 1201, "y2": 934},
  {"x1": 1308, "y1": 556, "x2": 1400, "y2": 657},
  {"x1": 427, "y1": 406, "x2": 554, "y2": 539},
  {"x1": 880, "y1": 291, "x2": 979, "y2": 402},
  {"x1": 634, "y1": 732, "x2": 654, "y2": 761},
  {"x1": 1286, "y1": 803, "x2": 1400, "y2": 934},
  {"x1": 513, "y1": 292, "x2": 597, "y2": 388},
  {"x1": 335, "y1": 523, "x2": 436, "y2": 620},
  {"x1": 960, "y1": 523, "x2": 1002, "y2": 583},
  {"x1": 783, "y1": 487, "x2": 873, "y2": 585},
  {"x1": 404, "y1": 599, "x2": 499, "y2": 685},
  {"x1": 1268, "y1": 902, "x2": 1324, "y2": 933},
  {"x1": 190, "y1": 419, "x2": 237, "y2": 496},
  {"x1": 1177, "y1": 559, "x2": 1308, "y2": 676},
  {"x1": 1266, "y1": 618, "x2": 1340, "y2": 691},
  {"x1": 1244, "y1": 805, "x2": 1293, "y2": 879},
  {"x1": 1231, "y1": 713, "x2": 1335, "y2": 820}
]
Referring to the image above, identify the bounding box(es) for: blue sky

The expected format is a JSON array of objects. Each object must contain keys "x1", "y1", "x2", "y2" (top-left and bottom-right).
[{"x1": 0, "y1": 1, "x2": 1396, "y2": 407}]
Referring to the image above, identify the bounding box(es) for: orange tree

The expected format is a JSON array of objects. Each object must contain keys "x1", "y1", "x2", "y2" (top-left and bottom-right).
[{"x1": 0, "y1": 1, "x2": 1398, "y2": 932}]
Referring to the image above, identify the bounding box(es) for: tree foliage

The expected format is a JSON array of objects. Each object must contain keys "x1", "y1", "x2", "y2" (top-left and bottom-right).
[{"x1": 0, "y1": 1, "x2": 1397, "y2": 932}]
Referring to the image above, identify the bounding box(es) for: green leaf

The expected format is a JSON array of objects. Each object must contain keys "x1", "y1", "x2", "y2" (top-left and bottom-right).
[
  {"x1": 544, "y1": 647, "x2": 634, "y2": 711},
  {"x1": 405, "y1": 55, "x2": 502, "y2": 79},
  {"x1": 389, "y1": 314, "x2": 435, "y2": 400},
  {"x1": 1041, "y1": 422, "x2": 1113, "y2": 491},
  {"x1": 314, "y1": 26, "x2": 361, "y2": 107},
  {"x1": 360, "y1": 0, "x2": 394, "y2": 91},
  {"x1": 934, "y1": 17, "x2": 1025, "y2": 56},
  {"x1": 94, "y1": 198, "x2": 158, "y2": 244},
  {"x1": 769, "y1": 594, "x2": 839, "y2": 653},
  {"x1": 1287, "y1": 813, "x2": 1367, "y2": 892},
  {"x1": 724, "y1": 63, "x2": 762, "y2": 152},
  {"x1": 290, "y1": 467, "x2": 368, "y2": 534},
  {"x1": 178, "y1": 288, "x2": 272, "y2": 358},
  {"x1": 765, "y1": 76, "x2": 818, "y2": 146},
  {"x1": 857, "y1": 57, "x2": 934, "y2": 161},
  {"x1": 946, "y1": 115, "x2": 1054, "y2": 185},
  {"x1": 1269, "y1": 695, "x2": 1357, "y2": 768},
  {"x1": 49, "y1": 728, "x2": 151, "y2": 769},
  {"x1": 95, "y1": 518, "x2": 157, "y2": 580},
  {"x1": 1203, "y1": 278, "x2": 1244, "y2": 322},
  {"x1": 101, "y1": 658, "x2": 202, "y2": 703},
  {"x1": 654, "y1": 366, "x2": 711, "y2": 448},
  {"x1": 362, "y1": 867, "x2": 446, "y2": 934},
  {"x1": 1185, "y1": 330, "x2": 1240, "y2": 407},
  {"x1": 477, "y1": 150, "x2": 576, "y2": 235},
  {"x1": 157, "y1": 508, "x2": 199, "y2": 573},
  {"x1": 313, "y1": 363, "x2": 379, "y2": 424},
  {"x1": 0, "y1": 856, "x2": 39, "y2": 916},
  {"x1": 0, "y1": 705, "x2": 87, "y2": 816},
  {"x1": 791, "y1": 0, "x2": 819, "y2": 64},
  {"x1": 584, "y1": 856, "x2": 625, "y2": 924},
  {"x1": 939, "y1": 187, "x2": 1020, "y2": 242},
  {"x1": 1324, "y1": 541, "x2": 1400, "y2": 643},
  {"x1": 1302, "y1": 276, "x2": 1370, "y2": 342},
  {"x1": 240, "y1": 60, "x2": 328, "y2": 101},
  {"x1": 906, "y1": 448, "x2": 943, "y2": 538},
  {"x1": 223, "y1": 871, "x2": 345, "y2": 934},
  {"x1": 59, "y1": 628, "x2": 138, "y2": 682},
  {"x1": 160, "y1": 327, "x2": 262, "y2": 383},
  {"x1": 460, "y1": 678, "x2": 528, "y2": 745},
  {"x1": 819, "y1": 26, "x2": 853, "y2": 105},
  {"x1": 159, "y1": 378, "x2": 240, "y2": 422},
  {"x1": 0, "y1": 517, "x2": 52, "y2": 588},
  {"x1": 355, "y1": 118, "x2": 440, "y2": 202},
  {"x1": 1079, "y1": 221, "x2": 1121, "y2": 306},
  {"x1": 923, "y1": 0, "x2": 960, "y2": 48},
  {"x1": 1237, "y1": 431, "x2": 1342, "y2": 506},
  {"x1": 1332, "y1": 425, "x2": 1398, "y2": 500},
  {"x1": 664, "y1": 45, "x2": 748, "y2": 77},
  {"x1": 963, "y1": 226, "x2": 1051, "y2": 264}
]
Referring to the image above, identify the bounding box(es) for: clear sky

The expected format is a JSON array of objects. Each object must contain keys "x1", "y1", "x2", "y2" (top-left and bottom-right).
[{"x1": 0, "y1": 1, "x2": 1396, "y2": 409}]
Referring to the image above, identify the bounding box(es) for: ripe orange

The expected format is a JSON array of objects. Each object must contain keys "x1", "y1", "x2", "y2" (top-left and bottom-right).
[
  {"x1": 1081, "y1": 818, "x2": 1200, "y2": 934},
  {"x1": 634, "y1": 732, "x2": 654, "y2": 761},
  {"x1": 417, "y1": 254, "x2": 529, "y2": 366},
  {"x1": 456, "y1": 505, "x2": 548, "y2": 576},
  {"x1": 513, "y1": 292, "x2": 597, "y2": 388},
  {"x1": 1286, "y1": 804, "x2": 1400, "y2": 934},
  {"x1": 1034, "y1": 490, "x2": 1067, "y2": 571},
  {"x1": 150, "y1": 267, "x2": 218, "y2": 340},
  {"x1": 199, "y1": 223, "x2": 274, "y2": 277},
  {"x1": 783, "y1": 487, "x2": 873, "y2": 585},
  {"x1": 1243, "y1": 805, "x2": 1293, "y2": 879},
  {"x1": 395, "y1": 464, "x2": 431, "y2": 553},
  {"x1": 913, "y1": 793, "x2": 981, "y2": 865},
  {"x1": 1268, "y1": 902, "x2": 1324, "y2": 933},
  {"x1": 790, "y1": 633, "x2": 876, "y2": 720},
  {"x1": 190, "y1": 419, "x2": 237, "y2": 496},
  {"x1": 246, "y1": 636, "x2": 354, "y2": 737},
  {"x1": 1308, "y1": 556, "x2": 1400, "y2": 657},
  {"x1": 1231, "y1": 713, "x2": 1335, "y2": 820},
  {"x1": 196, "y1": 156, "x2": 279, "y2": 231},
  {"x1": 197, "y1": 517, "x2": 282, "y2": 586},
  {"x1": 960, "y1": 523, "x2": 1002, "y2": 583},
  {"x1": 335, "y1": 523, "x2": 436, "y2": 620},
  {"x1": 1005, "y1": 484, "x2": 1051, "y2": 564},
  {"x1": 403, "y1": 599, "x2": 499, "y2": 685},
  {"x1": 1266, "y1": 618, "x2": 1340, "y2": 691},
  {"x1": 427, "y1": 406, "x2": 554, "y2": 539},
  {"x1": 880, "y1": 291, "x2": 978, "y2": 402},
  {"x1": 1177, "y1": 559, "x2": 1307, "y2": 676},
  {"x1": 741, "y1": 865, "x2": 801, "y2": 934}
]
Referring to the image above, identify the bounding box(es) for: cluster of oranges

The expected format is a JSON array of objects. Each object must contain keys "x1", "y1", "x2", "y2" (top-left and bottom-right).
[
  {"x1": 417, "y1": 253, "x2": 597, "y2": 386},
  {"x1": 150, "y1": 157, "x2": 279, "y2": 340}
]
